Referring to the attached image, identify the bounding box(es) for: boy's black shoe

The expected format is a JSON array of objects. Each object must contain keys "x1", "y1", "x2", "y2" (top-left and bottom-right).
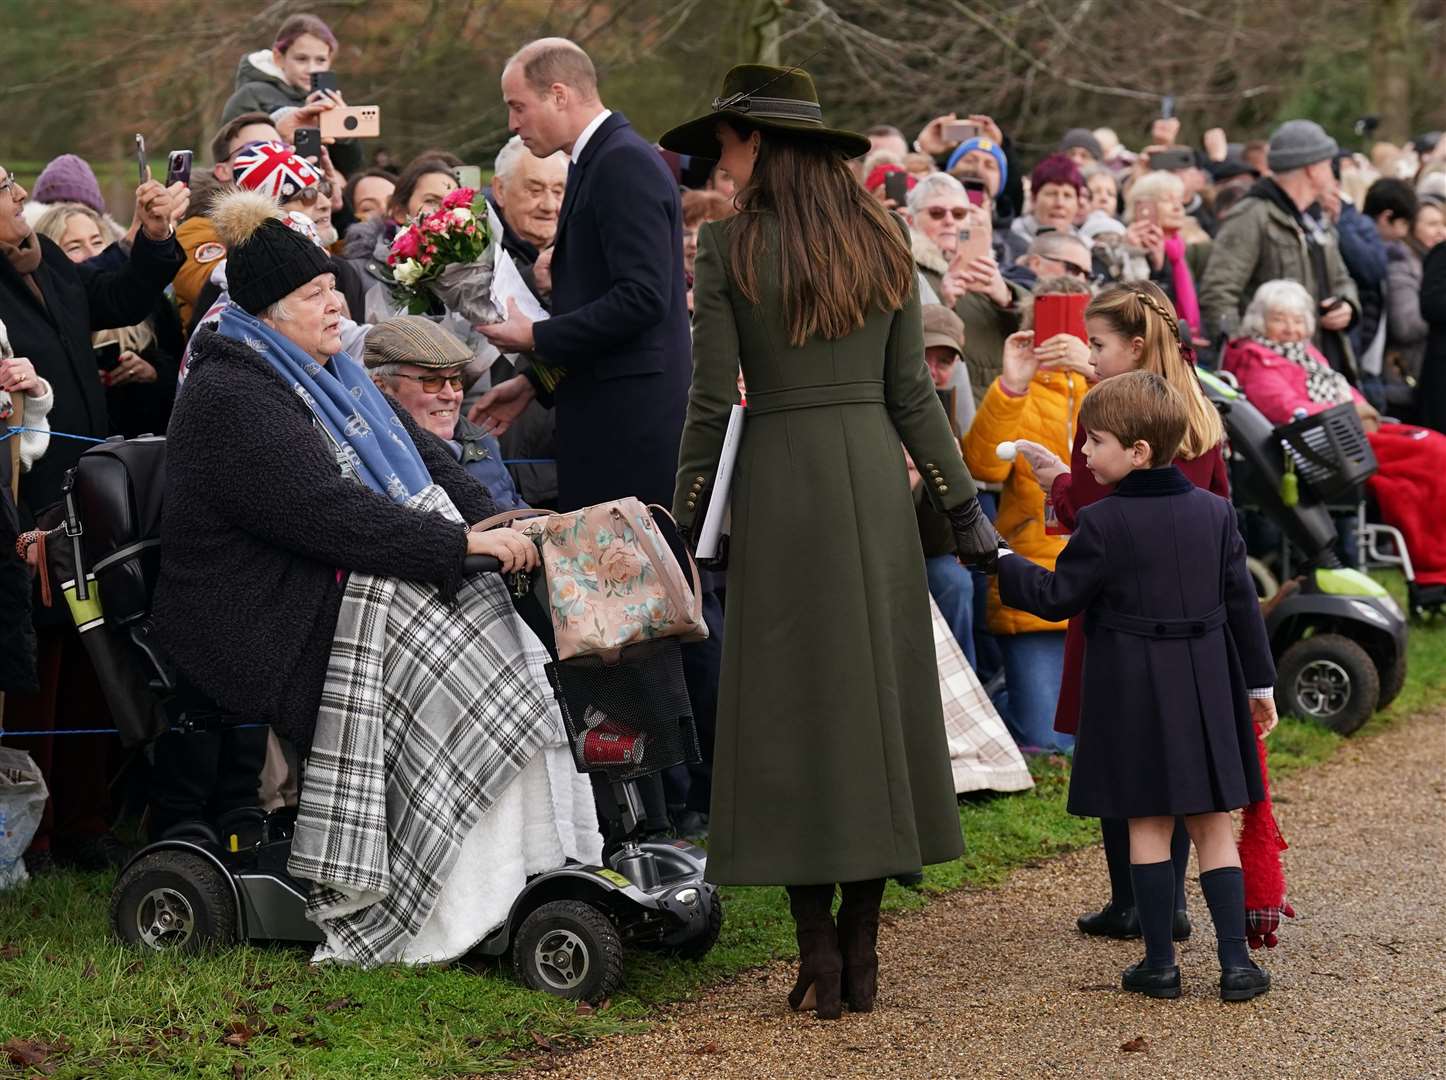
[
  {"x1": 53, "y1": 833, "x2": 130, "y2": 872},
  {"x1": 1220, "y1": 964, "x2": 1271, "y2": 1002},
  {"x1": 1173, "y1": 909, "x2": 1192, "y2": 941},
  {"x1": 1122, "y1": 961, "x2": 1182, "y2": 999},
  {"x1": 1078, "y1": 902, "x2": 1139, "y2": 938}
]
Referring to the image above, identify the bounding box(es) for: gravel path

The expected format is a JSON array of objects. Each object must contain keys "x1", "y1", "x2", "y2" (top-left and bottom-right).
[{"x1": 518, "y1": 712, "x2": 1446, "y2": 1079}]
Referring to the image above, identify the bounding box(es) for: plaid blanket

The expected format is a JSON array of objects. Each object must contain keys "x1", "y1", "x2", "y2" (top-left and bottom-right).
[
  {"x1": 930, "y1": 596, "x2": 1034, "y2": 795},
  {"x1": 289, "y1": 484, "x2": 586, "y2": 966}
]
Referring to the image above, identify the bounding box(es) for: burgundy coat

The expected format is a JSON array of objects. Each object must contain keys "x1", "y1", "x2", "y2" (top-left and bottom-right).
[
  {"x1": 999, "y1": 466, "x2": 1272, "y2": 818},
  {"x1": 1048, "y1": 428, "x2": 1230, "y2": 734}
]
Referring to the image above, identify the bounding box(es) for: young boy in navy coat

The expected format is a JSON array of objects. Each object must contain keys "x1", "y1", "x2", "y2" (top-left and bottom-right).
[{"x1": 995, "y1": 371, "x2": 1278, "y2": 1002}]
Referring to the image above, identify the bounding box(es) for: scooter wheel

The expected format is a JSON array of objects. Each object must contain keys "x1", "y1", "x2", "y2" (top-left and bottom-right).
[
  {"x1": 667, "y1": 891, "x2": 724, "y2": 960},
  {"x1": 110, "y1": 850, "x2": 237, "y2": 953},
  {"x1": 513, "y1": 900, "x2": 623, "y2": 1002},
  {"x1": 1276, "y1": 633, "x2": 1380, "y2": 736}
]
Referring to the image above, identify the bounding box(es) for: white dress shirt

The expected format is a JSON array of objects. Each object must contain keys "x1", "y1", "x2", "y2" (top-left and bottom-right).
[{"x1": 570, "y1": 109, "x2": 613, "y2": 163}]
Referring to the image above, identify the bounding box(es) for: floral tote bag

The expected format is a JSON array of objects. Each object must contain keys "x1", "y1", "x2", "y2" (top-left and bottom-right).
[{"x1": 474, "y1": 497, "x2": 707, "y2": 661}]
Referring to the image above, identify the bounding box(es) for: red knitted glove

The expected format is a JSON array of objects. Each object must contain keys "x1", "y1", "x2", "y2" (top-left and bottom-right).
[{"x1": 1246, "y1": 901, "x2": 1296, "y2": 949}]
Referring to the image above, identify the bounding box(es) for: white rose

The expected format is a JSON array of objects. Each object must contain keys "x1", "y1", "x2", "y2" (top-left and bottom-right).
[
  {"x1": 451, "y1": 207, "x2": 473, "y2": 226},
  {"x1": 393, "y1": 258, "x2": 424, "y2": 285}
]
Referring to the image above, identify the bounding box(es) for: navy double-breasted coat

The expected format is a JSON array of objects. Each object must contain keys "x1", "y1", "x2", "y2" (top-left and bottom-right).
[{"x1": 998, "y1": 466, "x2": 1274, "y2": 819}]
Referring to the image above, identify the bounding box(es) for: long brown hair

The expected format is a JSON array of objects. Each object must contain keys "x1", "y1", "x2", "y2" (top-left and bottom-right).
[
  {"x1": 727, "y1": 124, "x2": 914, "y2": 347},
  {"x1": 1083, "y1": 282, "x2": 1223, "y2": 459}
]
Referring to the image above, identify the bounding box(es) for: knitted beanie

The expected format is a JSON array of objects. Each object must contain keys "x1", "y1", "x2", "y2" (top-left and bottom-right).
[
  {"x1": 945, "y1": 137, "x2": 1008, "y2": 195},
  {"x1": 31, "y1": 155, "x2": 106, "y2": 214},
  {"x1": 1057, "y1": 128, "x2": 1104, "y2": 163},
  {"x1": 209, "y1": 188, "x2": 333, "y2": 314},
  {"x1": 1267, "y1": 120, "x2": 1339, "y2": 173},
  {"x1": 232, "y1": 141, "x2": 323, "y2": 202}
]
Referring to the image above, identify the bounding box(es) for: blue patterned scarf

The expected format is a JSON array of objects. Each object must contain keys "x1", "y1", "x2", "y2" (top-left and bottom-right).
[{"x1": 217, "y1": 304, "x2": 431, "y2": 502}]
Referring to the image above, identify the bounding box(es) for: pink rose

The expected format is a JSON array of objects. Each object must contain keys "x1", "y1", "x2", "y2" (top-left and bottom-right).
[
  {"x1": 442, "y1": 186, "x2": 477, "y2": 210},
  {"x1": 389, "y1": 226, "x2": 421, "y2": 263},
  {"x1": 599, "y1": 541, "x2": 642, "y2": 586}
]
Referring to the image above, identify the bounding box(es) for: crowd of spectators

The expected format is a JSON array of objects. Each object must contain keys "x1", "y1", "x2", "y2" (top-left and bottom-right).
[{"x1": 4, "y1": 9, "x2": 1445, "y2": 887}]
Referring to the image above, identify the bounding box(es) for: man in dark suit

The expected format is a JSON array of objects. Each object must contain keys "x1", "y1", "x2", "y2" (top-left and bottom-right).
[
  {"x1": 474, "y1": 38, "x2": 720, "y2": 841},
  {"x1": 473, "y1": 36, "x2": 691, "y2": 513}
]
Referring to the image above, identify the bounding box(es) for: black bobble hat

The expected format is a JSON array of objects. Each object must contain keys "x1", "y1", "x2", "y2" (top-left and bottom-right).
[{"x1": 208, "y1": 187, "x2": 335, "y2": 314}]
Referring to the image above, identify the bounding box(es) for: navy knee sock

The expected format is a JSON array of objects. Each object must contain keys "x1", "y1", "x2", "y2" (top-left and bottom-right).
[
  {"x1": 1129, "y1": 860, "x2": 1177, "y2": 969},
  {"x1": 1200, "y1": 866, "x2": 1252, "y2": 970},
  {"x1": 1101, "y1": 818, "x2": 1134, "y2": 908},
  {"x1": 1171, "y1": 818, "x2": 1191, "y2": 913}
]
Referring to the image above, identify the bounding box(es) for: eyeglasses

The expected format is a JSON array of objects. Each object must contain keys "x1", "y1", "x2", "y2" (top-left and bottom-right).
[
  {"x1": 924, "y1": 206, "x2": 970, "y2": 222},
  {"x1": 1056, "y1": 262, "x2": 1091, "y2": 279},
  {"x1": 292, "y1": 181, "x2": 334, "y2": 205},
  {"x1": 0, "y1": 173, "x2": 22, "y2": 200},
  {"x1": 393, "y1": 372, "x2": 465, "y2": 393}
]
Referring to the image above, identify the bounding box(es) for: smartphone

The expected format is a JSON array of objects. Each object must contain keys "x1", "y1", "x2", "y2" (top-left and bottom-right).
[
  {"x1": 1033, "y1": 293, "x2": 1090, "y2": 345},
  {"x1": 942, "y1": 121, "x2": 980, "y2": 145},
  {"x1": 883, "y1": 171, "x2": 908, "y2": 205},
  {"x1": 293, "y1": 127, "x2": 322, "y2": 161},
  {"x1": 454, "y1": 164, "x2": 483, "y2": 190},
  {"x1": 310, "y1": 70, "x2": 339, "y2": 95},
  {"x1": 164, "y1": 150, "x2": 192, "y2": 188},
  {"x1": 1160, "y1": 94, "x2": 1176, "y2": 121},
  {"x1": 1150, "y1": 147, "x2": 1195, "y2": 171},
  {"x1": 320, "y1": 105, "x2": 380, "y2": 139},
  {"x1": 1134, "y1": 198, "x2": 1158, "y2": 227},
  {"x1": 135, "y1": 134, "x2": 148, "y2": 184},
  {"x1": 94, "y1": 342, "x2": 122, "y2": 375},
  {"x1": 955, "y1": 223, "x2": 992, "y2": 267}
]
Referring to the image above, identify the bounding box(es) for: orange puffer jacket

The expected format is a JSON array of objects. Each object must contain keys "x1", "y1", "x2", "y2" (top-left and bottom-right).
[{"x1": 962, "y1": 369, "x2": 1088, "y2": 635}]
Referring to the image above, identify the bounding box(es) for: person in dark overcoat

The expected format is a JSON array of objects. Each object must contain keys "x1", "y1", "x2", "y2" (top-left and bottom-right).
[
  {"x1": 997, "y1": 371, "x2": 1277, "y2": 1004},
  {"x1": 1416, "y1": 239, "x2": 1446, "y2": 434},
  {"x1": 658, "y1": 65, "x2": 998, "y2": 1020},
  {"x1": 471, "y1": 38, "x2": 719, "y2": 843}
]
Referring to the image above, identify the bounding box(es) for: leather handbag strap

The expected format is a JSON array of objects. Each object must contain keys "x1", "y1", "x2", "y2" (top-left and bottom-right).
[
  {"x1": 35, "y1": 527, "x2": 51, "y2": 609},
  {"x1": 647, "y1": 503, "x2": 704, "y2": 626},
  {"x1": 470, "y1": 507, "x2": 558, "y2": 531}
]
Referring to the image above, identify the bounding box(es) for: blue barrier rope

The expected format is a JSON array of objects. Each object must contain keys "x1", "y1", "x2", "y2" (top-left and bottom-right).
[
  {"x1": 1, "y1": 426, "x2": 106, "y2": 444},
  {"x1": 3, "y1": 427, "x2": 557, "y2": 466},
  {"x1": 1, "y1": 723, "x2": 267, "y2": 738}
]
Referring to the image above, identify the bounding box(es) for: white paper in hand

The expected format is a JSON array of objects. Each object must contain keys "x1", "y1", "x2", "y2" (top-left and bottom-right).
[
  {"x1": 696, "y1": 404, "x2": 745, "y2": 561},
  {"x1": 490, "y1": 247, "x2": 550, "y2": 324}
]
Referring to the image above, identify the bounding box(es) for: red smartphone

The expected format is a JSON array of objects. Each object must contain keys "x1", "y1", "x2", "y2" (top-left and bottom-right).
[{"x1": 1033, "y1": 293, "x2": 1089, "y2": 344}]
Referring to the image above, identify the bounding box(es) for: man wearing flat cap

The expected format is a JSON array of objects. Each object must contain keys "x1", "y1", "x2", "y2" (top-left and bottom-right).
[{"x1": 365, "y1": 316, "x2": 527, "y2": 511}]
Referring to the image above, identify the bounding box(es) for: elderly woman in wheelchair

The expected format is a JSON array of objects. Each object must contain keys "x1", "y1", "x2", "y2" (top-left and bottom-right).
[
  {"x1": 1222, "y1": 279, "x2": 1446, "y2": 613},
  {"x1": 150, "y1": 189, "x2": 600, "y2": 965}
]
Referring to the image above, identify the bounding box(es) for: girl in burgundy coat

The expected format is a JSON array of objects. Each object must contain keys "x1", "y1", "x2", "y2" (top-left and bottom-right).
[{"x1": 1012, "y1": 282, "x2": 1229, "y2": 942}]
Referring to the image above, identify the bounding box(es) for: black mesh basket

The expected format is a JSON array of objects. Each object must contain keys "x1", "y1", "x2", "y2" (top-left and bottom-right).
[
  {"x1": 1275, "y1": 403, "x2": 1377, "y2": 502},
  {"x1": 545, "y1": 638, "x2": 700, "y2": 782}
]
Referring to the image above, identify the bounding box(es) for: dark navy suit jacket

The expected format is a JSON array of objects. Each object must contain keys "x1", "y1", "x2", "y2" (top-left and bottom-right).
[{"x1": 531, "y1": 112, "x2": 692, "y2": 511}]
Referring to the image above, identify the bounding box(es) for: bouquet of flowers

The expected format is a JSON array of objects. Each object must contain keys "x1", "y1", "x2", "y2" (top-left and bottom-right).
[{"x1": 387, "y1": 187, "x2": 506, "y2": 324}]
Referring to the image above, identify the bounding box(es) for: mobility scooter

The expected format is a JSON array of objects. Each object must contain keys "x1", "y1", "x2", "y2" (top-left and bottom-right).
[{"x1": 46, "y1": 434, "x2": 720, "y2": 1003}]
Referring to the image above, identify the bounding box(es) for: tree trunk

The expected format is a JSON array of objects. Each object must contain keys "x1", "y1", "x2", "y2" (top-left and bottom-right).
[
  {"x1": 1369, "y1": 0, "x2": 1412, "y2": 144},
  {"x1": 745, "y1": 0, "x2": 786, "y2": 65}
]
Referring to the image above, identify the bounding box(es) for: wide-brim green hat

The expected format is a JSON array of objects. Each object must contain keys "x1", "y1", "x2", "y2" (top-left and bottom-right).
[{"x1": 659, "y1": 63, "x2": 871, "y2": 161}]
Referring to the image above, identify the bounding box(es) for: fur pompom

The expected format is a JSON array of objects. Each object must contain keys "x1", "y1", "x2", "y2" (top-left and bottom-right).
[{"x1": 208, "y1": 187, "x2": 283, "y2": 249}]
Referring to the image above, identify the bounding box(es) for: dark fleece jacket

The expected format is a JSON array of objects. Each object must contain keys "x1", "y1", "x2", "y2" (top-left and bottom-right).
[{"x1": 153, "y1": 329, "x2": 500, "y2": 751}]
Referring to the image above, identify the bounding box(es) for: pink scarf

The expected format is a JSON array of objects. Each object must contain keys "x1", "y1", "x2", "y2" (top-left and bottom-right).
[{"x1": 1163, "y1": 233, "x2": 1200, "y2": 336}]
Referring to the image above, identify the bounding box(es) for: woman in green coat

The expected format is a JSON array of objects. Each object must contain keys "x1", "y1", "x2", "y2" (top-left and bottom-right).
[{"x1": 660, "y1": 65, "x2": 998, "y2": 1020}]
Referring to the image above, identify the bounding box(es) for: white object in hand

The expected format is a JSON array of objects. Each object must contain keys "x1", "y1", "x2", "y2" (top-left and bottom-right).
[{"x1": 995, "y1": 441, "x2": 1017, "y2": 461}]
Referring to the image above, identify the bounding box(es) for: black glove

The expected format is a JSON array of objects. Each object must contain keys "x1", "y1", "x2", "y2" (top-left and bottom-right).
[{"x1": 948, "y1": 497, "x2": 1003, "y2": 573}]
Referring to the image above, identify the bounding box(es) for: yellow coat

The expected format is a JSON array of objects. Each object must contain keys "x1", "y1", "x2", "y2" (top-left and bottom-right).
[{"x1": 963, "y1": 370, "x2": 1087, "y2": 635}]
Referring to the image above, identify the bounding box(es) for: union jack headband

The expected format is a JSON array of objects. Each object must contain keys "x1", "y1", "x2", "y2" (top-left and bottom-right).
[{"x1": 233, "y1": 140, "x2": 322, "y2": 202}]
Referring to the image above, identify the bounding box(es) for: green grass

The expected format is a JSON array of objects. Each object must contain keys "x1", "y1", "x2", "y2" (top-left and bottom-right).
[{"x1": 1, "y1": 574, "x2": 1441, "y2": 1078}]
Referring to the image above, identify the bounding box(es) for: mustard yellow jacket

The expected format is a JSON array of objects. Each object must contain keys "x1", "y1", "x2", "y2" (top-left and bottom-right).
[{"x1": 963, "y1": 370, "x2": 1087, "y2": 635}]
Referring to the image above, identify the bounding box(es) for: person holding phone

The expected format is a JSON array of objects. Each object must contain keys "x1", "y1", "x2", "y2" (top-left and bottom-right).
[
  {"x1": 0, "y1": 159, "x2": 184, "y2": 873},
  {"x1": 1118, "y1": 171, "x2": 1212, "y2": 342},
  {"x1": 220, "y1": 13, "x2": 362, "y2": 175}
]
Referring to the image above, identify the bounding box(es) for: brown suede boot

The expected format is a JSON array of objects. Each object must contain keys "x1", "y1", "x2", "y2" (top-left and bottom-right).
[
  {"x1": 837, "y1": 877, "x2": 885, "y2": 1012},
  {"x1": 785, "y1": 884, "x2": 842, "y2": 1020}
]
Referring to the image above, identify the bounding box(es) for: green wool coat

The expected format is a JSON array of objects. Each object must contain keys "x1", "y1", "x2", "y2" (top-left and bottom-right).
[{"x1": 672, "y1": 217, "x2": 972, "y2": 886}]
